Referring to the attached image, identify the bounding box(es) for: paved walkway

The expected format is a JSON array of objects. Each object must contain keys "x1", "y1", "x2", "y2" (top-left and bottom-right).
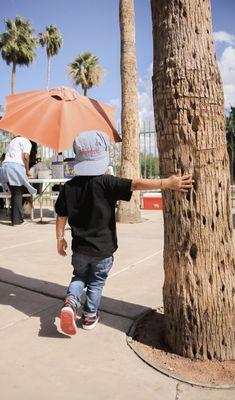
[{"x1": 0, "y1": 210, "x2": 234, "y2": 400}]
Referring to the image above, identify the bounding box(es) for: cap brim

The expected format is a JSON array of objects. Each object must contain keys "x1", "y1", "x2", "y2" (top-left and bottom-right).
[{"x1": 73, "y1": 155, "x2": 109, "y2": 176}]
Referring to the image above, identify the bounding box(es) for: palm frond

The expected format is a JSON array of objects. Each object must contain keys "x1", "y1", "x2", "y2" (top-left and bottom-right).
[
  {"x1": 68, "y1": 51, "x2": 105, "y2": 94},
  {"x1": 0, "y1": 16, "x2": 38, "y2": 66},
  {"x1": 38, "y1": 24, "x2": 63, "y2": 57}
]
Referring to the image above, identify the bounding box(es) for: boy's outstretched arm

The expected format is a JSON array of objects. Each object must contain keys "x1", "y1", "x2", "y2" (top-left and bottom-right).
[
  {"x1": 56, "y1": 216, "x2": 68, "y2": 256},
  {"x1": 131, "y1": 171, "x2": 194, "y2": 192}
]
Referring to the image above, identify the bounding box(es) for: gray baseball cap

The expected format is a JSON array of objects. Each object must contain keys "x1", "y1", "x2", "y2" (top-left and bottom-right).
[{"x1": 73, "y1": 131, "x2": 110, "y2": 176}]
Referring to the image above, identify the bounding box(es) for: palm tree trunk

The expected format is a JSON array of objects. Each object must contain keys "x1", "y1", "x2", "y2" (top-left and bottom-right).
[
  {"x1": 84, "y1": 88, "x2": 87, "y2": 96},
  {"x1": 11, "y1": 62, "x2": 16, "y2": 95},
  {"x1": 151, "y1": 0, "x2": 234, "y2": 361},
  {"x1": 46, "y1": 55, "x2": 51, "y2": 90},
  {"x1": 116, "y1": 0, "x2": 141, "y2": 223}
]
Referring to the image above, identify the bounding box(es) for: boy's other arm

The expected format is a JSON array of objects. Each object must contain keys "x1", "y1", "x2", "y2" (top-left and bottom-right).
[
  {"x1": 56, "y1": 216, "x2": 68, "y2": 256},
  {"x1": 131, "y1": 171, "x2": 194, "y2": 192},
  {"x1": 23, "y1": 153, "x2": 30, "y2": 176}
]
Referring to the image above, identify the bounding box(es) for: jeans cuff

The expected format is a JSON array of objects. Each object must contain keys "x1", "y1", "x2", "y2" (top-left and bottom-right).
[
  {"x1": 65, "y1": 295, "x2": 79, "y2": 309},
  {"x1": 83, "y1": 310, "x2": 97, "y2": 318}
]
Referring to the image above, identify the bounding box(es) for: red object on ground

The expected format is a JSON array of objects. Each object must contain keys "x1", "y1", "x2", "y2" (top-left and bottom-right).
[{"x1": 142, "y1": 193, "x2": 162, "y2": 210}]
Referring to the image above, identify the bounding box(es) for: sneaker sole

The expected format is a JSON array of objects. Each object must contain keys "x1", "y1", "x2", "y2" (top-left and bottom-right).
[
  {"x1": 60, "y1": 307, "x2": 77, "y2": 335},
  {"x1": 82, "y1": 316, "x2": 99, "y2": 331}
]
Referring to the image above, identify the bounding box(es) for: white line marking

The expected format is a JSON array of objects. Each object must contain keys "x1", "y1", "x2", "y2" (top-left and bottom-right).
[
  {"x1": 108, "y1": 249, "x2": 163, "y2": 279},
  {"x1": 0, "y1": 239, "x2": 49, "y2": 252}
]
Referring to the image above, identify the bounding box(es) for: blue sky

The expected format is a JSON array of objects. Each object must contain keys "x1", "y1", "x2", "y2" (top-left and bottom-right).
[{"x1": 0, "y1": 0, "x2": 235, "y2": 123}]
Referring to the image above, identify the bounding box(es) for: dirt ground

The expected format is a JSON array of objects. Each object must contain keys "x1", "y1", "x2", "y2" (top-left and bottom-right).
[{"x1": 132, "y1": 309, "x2": 235, "y2": 386}]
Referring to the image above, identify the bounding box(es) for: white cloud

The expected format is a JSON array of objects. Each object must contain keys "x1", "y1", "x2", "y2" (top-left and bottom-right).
[
  {"x1": 109, "y1": 97, "x2": 121, "y2": 128},
  {"x1": 214, "y1": 31, "x2": 235, "y2": 46},
  {"x1": 110, "y1": 39, "x2": 235, "y2": 129},
  {"x1": 109, "y1": 65, "x2": 156, "y2": 154},
  {"x1": 217, "y1": 46, "x2": 235, "y2": 109},
  {"x1": 109, "y1": 64, "x2": 155, "y2": 128},
  {"x1": 138, "y1": 63, "x2": 154, "y2": 127},
  {"x1": 214, "y1": 31, "x2": 235, "y2": 108},
  {"x1": 109, "y1": 97, "x2": 121, "y2": 108},
  {"x1": 138, "y1": 91, "x2": 154, "y2": 127},
  {"x1": 137, "y1": 45, "x2": 235, "y2": 114}
]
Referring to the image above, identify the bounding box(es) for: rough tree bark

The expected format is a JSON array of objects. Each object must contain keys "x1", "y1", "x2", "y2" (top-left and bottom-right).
[
  {"x1": 151, "y1": 0, "x2": 235, "y2": 360},
  {"x1": 116, "y1": 0, "x2": 141, "y2": 223}
]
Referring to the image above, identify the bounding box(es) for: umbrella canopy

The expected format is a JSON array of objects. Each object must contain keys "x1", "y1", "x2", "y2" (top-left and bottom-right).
[{"x1": 0, "y1": 86, "x2": 121, "y2": 151}]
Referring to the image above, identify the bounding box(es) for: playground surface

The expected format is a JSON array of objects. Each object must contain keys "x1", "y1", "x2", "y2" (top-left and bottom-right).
[{"x1": 0, "y1": 209, "x2": 234, "y2": 400}]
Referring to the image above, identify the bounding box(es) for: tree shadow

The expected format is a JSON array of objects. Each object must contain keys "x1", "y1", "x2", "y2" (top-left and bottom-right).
[
  {"x1": 131, "y1": 309, "x2": 169, "y2": 352},
  {"x1": 0, "y1": 208, "x2": 11, "y2": 224},
  {"x1": 0, "y1": 266, "x2": 150, "y2": 338}
]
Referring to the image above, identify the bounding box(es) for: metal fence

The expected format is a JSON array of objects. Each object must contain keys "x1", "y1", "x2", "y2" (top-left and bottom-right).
[{"x1": 32, "y1": 122, "x2": 159, "y2": 178}]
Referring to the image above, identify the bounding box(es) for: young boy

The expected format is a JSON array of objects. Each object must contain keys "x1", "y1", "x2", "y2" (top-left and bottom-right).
[{"x1": 55, "y1": 131, "x2": 193, "y2": 335}]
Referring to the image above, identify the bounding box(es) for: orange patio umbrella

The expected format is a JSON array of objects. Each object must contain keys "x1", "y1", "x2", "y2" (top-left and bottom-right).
[{"x1": 0, "y1": 86, "x2": 121, "y2": 151}]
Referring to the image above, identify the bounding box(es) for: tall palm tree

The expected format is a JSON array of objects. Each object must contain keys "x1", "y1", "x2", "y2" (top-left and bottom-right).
[
  {"x1": 39, "y1": 24, "x2": 63, "y2": 89},
  {"x1": 151, "y1": 0, "x2": 234, "y2": 361},
  {"x1": 68, "y1": 52, "x2": 105, "y2": 96},
  {"x1": 0, "y1": 16, "x2": 38, "y2": 94},
  {"x1": 116, "y1": 0, "x2": 141, "y2": 223}
]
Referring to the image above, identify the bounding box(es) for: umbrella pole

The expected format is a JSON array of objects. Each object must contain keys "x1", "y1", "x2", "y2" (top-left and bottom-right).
[
  {"x1": 40, "y1": 195, "x2": 43, "y2": 221},
  {"x1": 40, "y1": 145, "x2": 44, "y2": 160}
]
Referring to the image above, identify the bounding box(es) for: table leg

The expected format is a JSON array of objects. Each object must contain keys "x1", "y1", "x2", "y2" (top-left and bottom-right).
[{"x1": 40, "y1": 195, "x2": 43, "y2": 221}]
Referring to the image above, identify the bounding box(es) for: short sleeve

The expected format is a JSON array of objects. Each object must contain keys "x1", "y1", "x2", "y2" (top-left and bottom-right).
[
  {"x1": 55, "y1": 186, "x2": 68, "y2": 216},
  {"x1": 106, "y1": 175, "x2": 132, "y2": 202},
  {"x1": 21, "y1": 138, "x2": 31, "y2": 154}
]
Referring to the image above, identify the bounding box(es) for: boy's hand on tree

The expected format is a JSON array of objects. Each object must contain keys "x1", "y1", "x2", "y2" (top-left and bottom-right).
[
  {"x1": 57, "y1": 238, "x2": 68, "y2": 256},
  {"x1": 165, "y1": 170, "x2": 194, "y2": 192}
]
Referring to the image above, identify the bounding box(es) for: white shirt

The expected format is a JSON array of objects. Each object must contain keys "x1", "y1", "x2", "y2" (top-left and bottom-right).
[{"x1": 3, "y1": 137, "x2": 31, "y2": 166}]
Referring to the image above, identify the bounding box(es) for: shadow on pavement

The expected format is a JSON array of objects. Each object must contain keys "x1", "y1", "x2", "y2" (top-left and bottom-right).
[
  {"x1": 0, "y1": 266, "x2": 150, "y2": 338},
  {"x1": 0, "y1": 207, "x2": 57, "y2": 225},
  {"x1": 0, "y1": 209, "x2": 11, "y2": 225}
]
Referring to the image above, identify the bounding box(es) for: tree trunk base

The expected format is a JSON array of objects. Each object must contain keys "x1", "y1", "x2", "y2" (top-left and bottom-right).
[
  {"x1": 116, "y1": 201, "x2": 142, "y2": 224},
  {"x1": 131, "y1": 309, "x2": 235, "y2": 384},
  {"x1": 116, "y1": 209, "x2": 143, "y2": 224},
  {"x1": 116, "y1": 192, "x2": 142, "y2": 223}
]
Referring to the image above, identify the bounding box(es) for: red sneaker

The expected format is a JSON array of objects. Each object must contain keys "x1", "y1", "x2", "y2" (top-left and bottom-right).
[
  {"x1": 60, "y1": 305, "x2": 77, "y2": 335},
  {"x1": 82, "y1": 312, "x2": 99, "y2": 330}
]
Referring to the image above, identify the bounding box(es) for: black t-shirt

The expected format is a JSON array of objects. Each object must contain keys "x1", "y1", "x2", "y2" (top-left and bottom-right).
[{"x1": 55, "y1": 175, "x2": 132, "y2": 257}]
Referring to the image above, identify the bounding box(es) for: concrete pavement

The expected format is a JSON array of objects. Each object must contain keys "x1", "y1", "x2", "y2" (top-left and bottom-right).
[{"x1": 0, "y1": 209, "x2": 234, "y2": 400}]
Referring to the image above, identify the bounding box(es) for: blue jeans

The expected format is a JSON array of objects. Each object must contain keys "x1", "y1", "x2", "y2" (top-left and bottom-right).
[{"x1": 66, "y1": 252, "x2": 113, "y2": 317}]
